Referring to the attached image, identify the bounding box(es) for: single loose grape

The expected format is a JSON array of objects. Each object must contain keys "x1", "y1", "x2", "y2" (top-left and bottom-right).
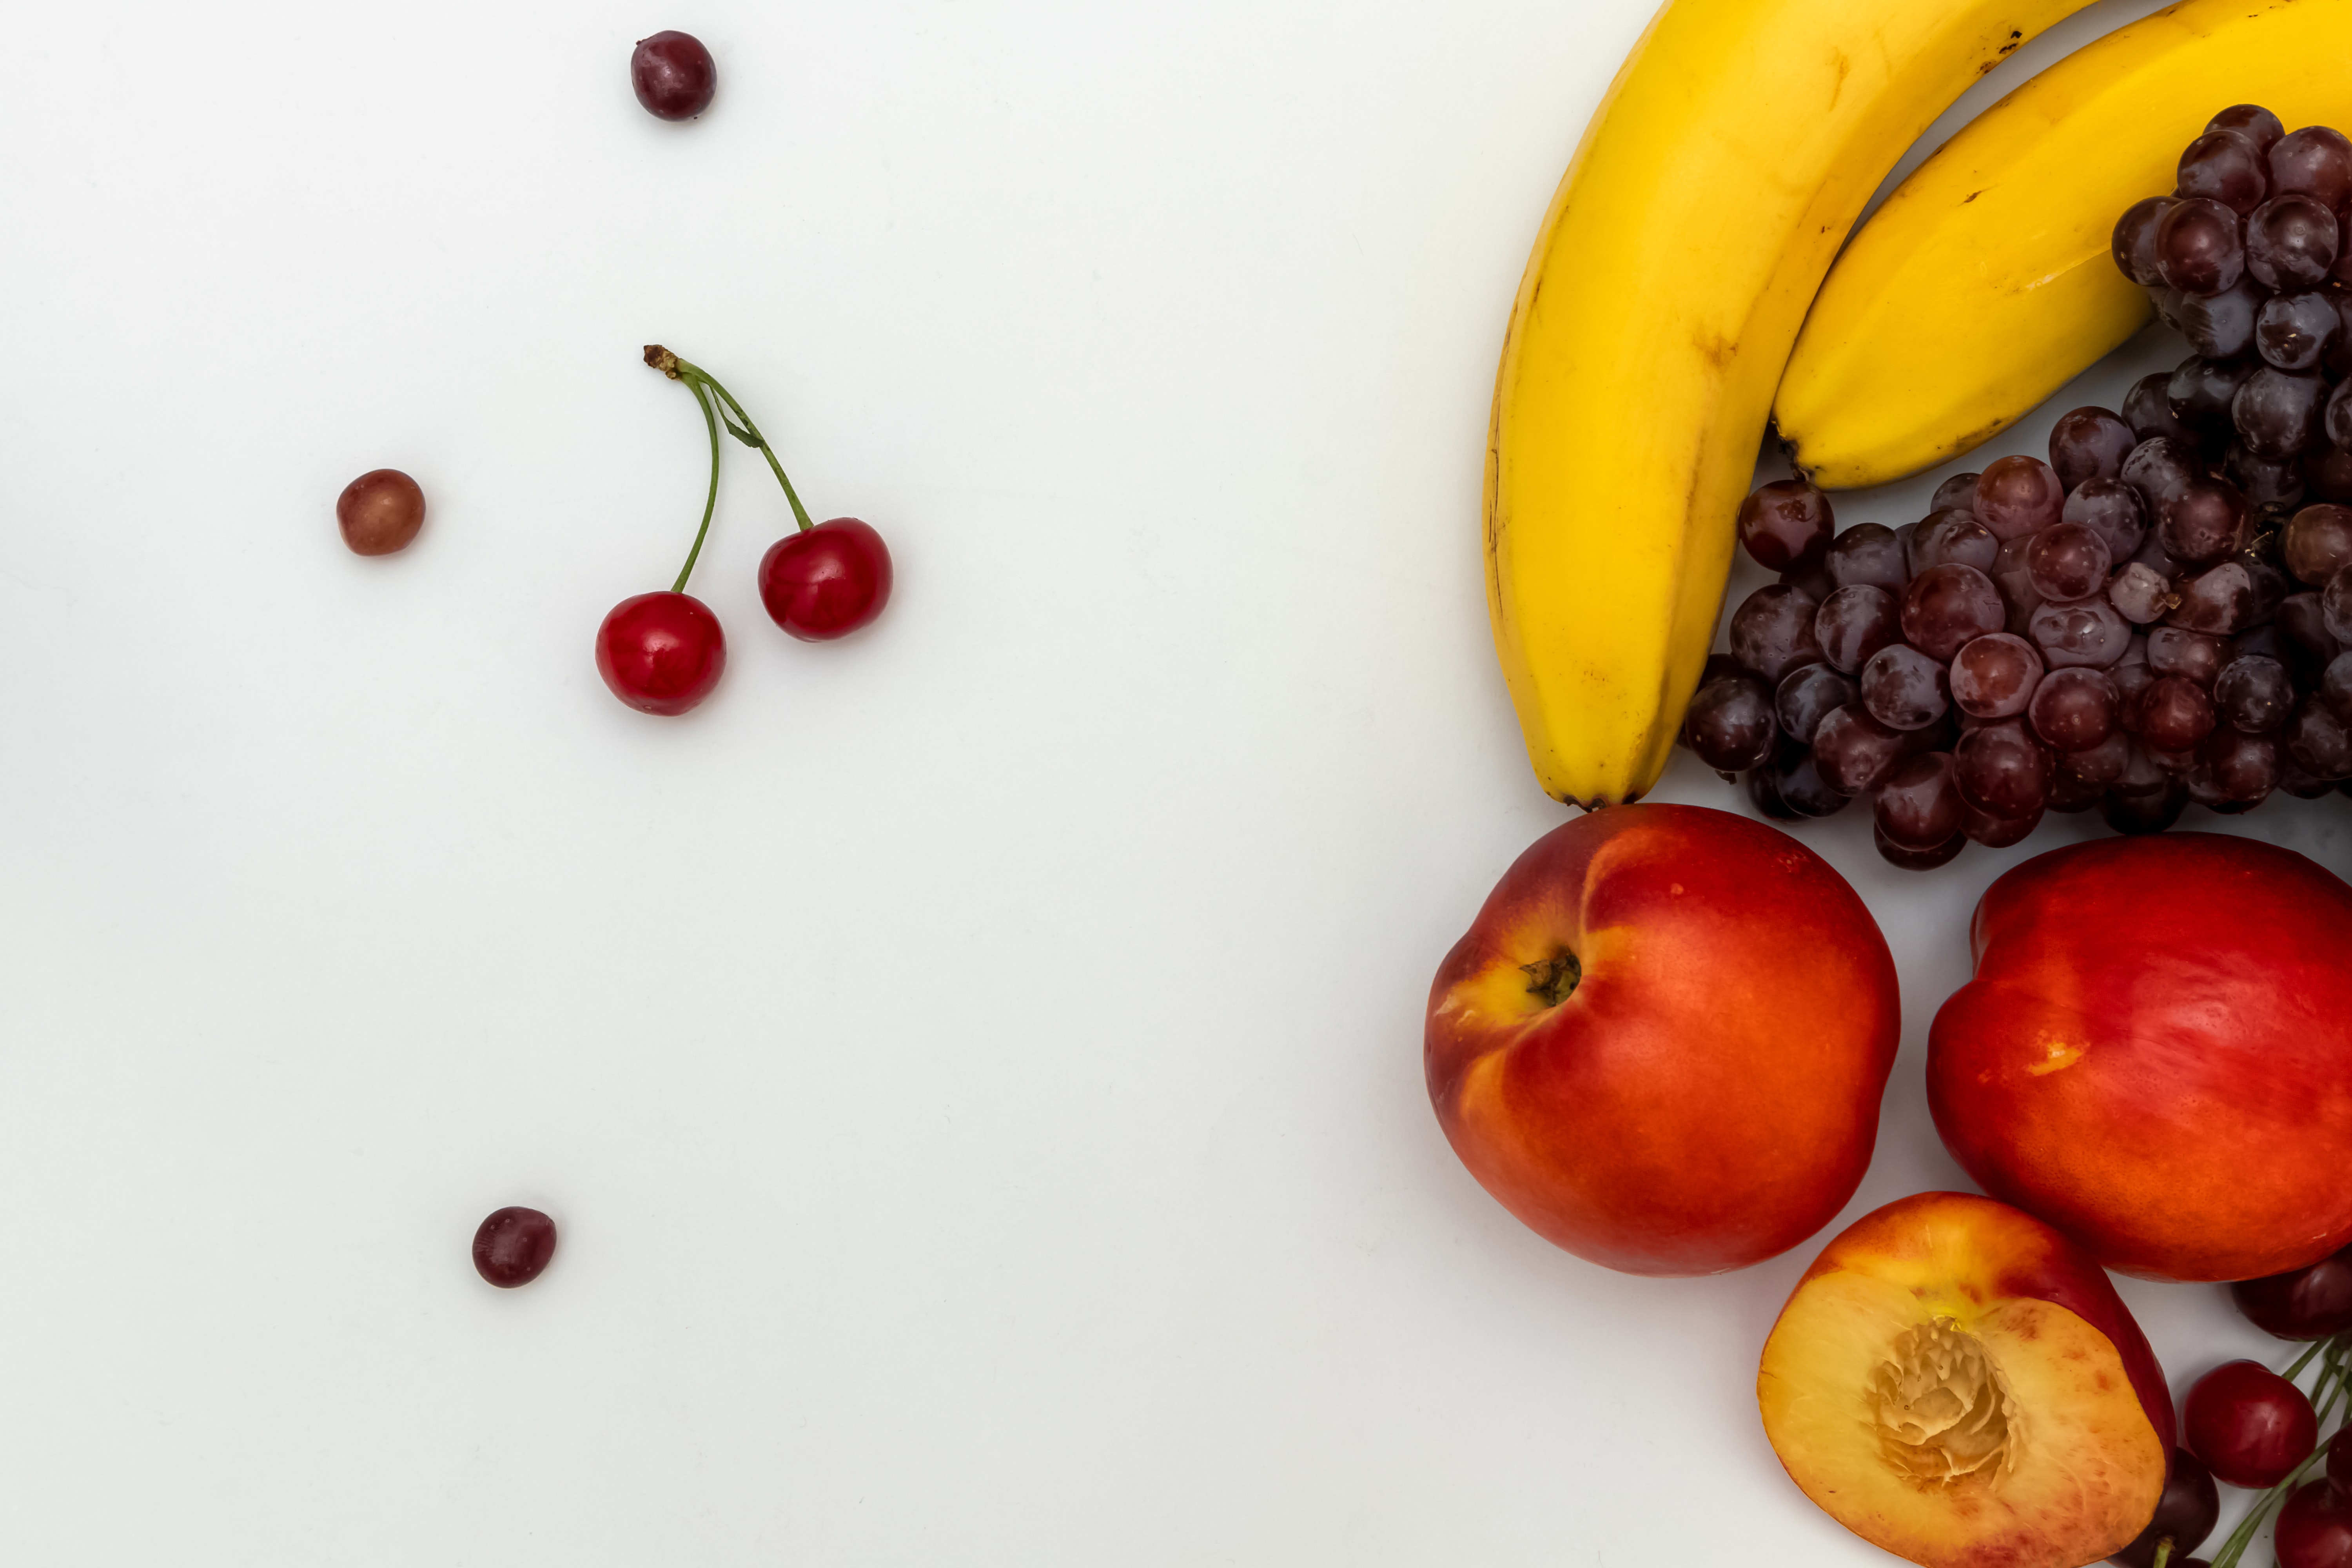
[
  {"x1": 1774, "y1": 664, "x2": 1857, "y2": 747},
  {"x1": 2246, "y1": 194, "x2": 2340, "y2": 290},
  {"x1": 2124, "y1": 374, "x2": 2196, "y2": 444},
  {"x1": 2209, "y1": 104, "x2": 2286, "y2": 152},
  {"x1": 1813, "y1": 584, "x2": 1904, "y2": 673},
  {"x1": 2063, "y1": 477, "x2": 2149, "y2": 561},
  {"x1": 1875, "y1": 751, "x2": 1964, "y2": 849},
  {"x1": 1861, "y1": 644, "x2": 1951, "y2": 730},
  {"x1": 1903, "y1": 563, "x2": 2005, "y2": 661},
  {"x1": 1949, "y1": 633, "x2": 2044, "y2": 719},
  {"x1": 2235, "y1": 368, "x2": 2328, "y2": 459},
  {"x1": 2049, "y1": 407, "x2": 2138, "y2": 490},
  {"x1": 473, "y1": 1206, "x2": 559, "y2": 1288},
  {"x1": 2156, "y1": 197, "x2": 2247, "y2": 296},
  {"x1": 630, "y1": 31, "x2": 718, "y2": 120},
  {"x1": 1683, "y1": 675, "x2": 1779, "y2": 772},
  {"x1": 2122, "y1": 437, "x2": 2204, "y2": 514},
  {"x1": 1975, "y1": 455, "x2": 2066, "y2": 541},
  {"x1": 2257, "y1": 292, "x2": 2342, "y2": 372},
  {"x1": 1728, "y1": 584, "x2": 1824, "y2": 682},
  {"x1": 2024, "y1": 521, "x2": 2112, "y2": 601},
  {"x1": 2179, "y1": 280, "x2": 2263, "y2": 361},
  {"x1": 2128, "y1": 675, "x2": 2218, "y2": 751},
  {"x1": 1811, "y1": 703, "x2": 1909, "y2": 793},
  {"x1": 1909, "y1": 510, "x2": 2000, "y2": 573},
  {"x1": 2159, "y1": 477, "x2": 2250, "y2": 564},
  {"x1": 1955, "y1": 717, "x2": 2054, "y2": 819},
  {"x1": 2029, "y1": 667, "x2": 2120, "y2": 751},
  {"x1": 2178, "y1": 128, "x2": 2270, "y2": 213},
  {"x1": 2114, "y1": 198, "x2": 2175, "y2": 284},
  {"x1": 1737, "y1": 479, "x2": 1834, "y2": 570},
  {"x1": 1824, "y1": 522, "x2": 1907, "y2": 592},
  {"x1": 2270, "y1": 125, "x2": 2352, "y2": 208},
  {"x1": 2215, "y1": 653, "x2": 2295, "y2": 732}
]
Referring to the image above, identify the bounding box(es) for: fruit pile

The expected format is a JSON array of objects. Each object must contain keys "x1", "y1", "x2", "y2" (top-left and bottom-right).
[{"x1": 1677, "y1": 106, "x2": 2352, "y2": 868}]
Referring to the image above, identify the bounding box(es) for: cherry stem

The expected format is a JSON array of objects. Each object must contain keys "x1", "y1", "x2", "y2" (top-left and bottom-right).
[
  {"x1": 2151, "y1": 1537, "x2": 2173, "y2": 1568},
  {"x1": 643, "y1": 346, "x2": 815, "y2": 593}
]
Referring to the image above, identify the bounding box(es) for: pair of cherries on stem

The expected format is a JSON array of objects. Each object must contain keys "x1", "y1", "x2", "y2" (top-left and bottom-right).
[{"x1": 596, "y1": 347, "x2": 892, "y2": 716}]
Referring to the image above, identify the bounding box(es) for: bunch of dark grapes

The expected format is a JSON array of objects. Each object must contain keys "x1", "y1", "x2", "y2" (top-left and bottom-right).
[{"x1": 1680, "y1": 103, "x2": 2352, "y2": 869}]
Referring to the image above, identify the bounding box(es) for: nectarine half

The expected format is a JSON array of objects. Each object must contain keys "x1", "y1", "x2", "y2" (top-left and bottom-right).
[{"x1": 1759, "y1": 1192, "x2": 2172, "y2": 1568}]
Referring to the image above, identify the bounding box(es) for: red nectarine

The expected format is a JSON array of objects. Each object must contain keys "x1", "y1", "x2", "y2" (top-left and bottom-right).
[
  {"x1": 1424, "y1": 804, "x2": 1898, "y2": 1276},
  {"x1": 1929, "y1": 834, "x2": 2352, "y2": 1282},
  {"x1": 1759, "y1": 1192, "x2": 2173, "y2": 1568}
]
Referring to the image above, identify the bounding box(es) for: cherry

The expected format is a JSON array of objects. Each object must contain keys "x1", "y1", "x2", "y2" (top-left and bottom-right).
[
  {"x1": 2110, "y1": 1447, "x2": 2220, "y2": 1568},
  {"x1": 2231, "y1": 1242, "x2": 2352, "y2": 1339},
  {"x1": 759, "y1": 519, "x2": 893, "y2": 639},
  {"x1": 2184, "y1": 1359, "x2": 2318, "y2": 1487},
  {"x1": 472, "y1": 1206, "x2": 557, "y2": 1288},
  {"x1": 598, "y1": 592, "x2": 726, "y2": 715},
  {"x1": 336, "y1": 468, "x2": 425, "y2": 556},
  {"x1": 2276, "y1": 1479, "x2": 2352, "y2": 1568},
  {"x1": 631, "y1": 31, "x2": 716, "y2": 120}
]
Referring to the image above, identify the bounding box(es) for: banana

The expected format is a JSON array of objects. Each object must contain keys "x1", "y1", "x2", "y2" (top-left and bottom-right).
[
  {"x1": 1488, "y1": 0, "x2": 2092, "y2": 809},
  {"x1": 1777, "y1": 0, "x2": 2352, "y2": 490}
]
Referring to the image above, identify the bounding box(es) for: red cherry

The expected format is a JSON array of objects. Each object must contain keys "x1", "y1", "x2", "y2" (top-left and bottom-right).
[
  {"x1": 2232, "y1": 1242, "x2": 2352, "y2": 1339},
  {"x1": 472, "y1": 1206, "x2": 557, "y2": 1288},
  {"x1": 758, "y1": 517, "x2": 893, "y2": 640},
  {"x1": 2276, "y1": 1479, "x2": 2352, "y2": 1568},
  {"x1": 2184, "y1": 1359, "x2": 2318, "y2": 1487},
  {"x1": 596, "y1": 590, "x2": 726, "y2": 715}
]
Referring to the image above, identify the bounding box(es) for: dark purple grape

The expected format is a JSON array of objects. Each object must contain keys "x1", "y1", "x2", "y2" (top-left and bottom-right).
[
  {"x1": 2288, "y1": 696, "x2": 2352, "y2": 777},
  {"x1": 2179, "y1": 279, "x2": 2263, "y2": 361},
  {"x1": 2223, "y1": 442, "x2": 2307, "y2": 512},
  {"x1": 1975, "y1": 456, "x2": 2065, "y2": 541},
  {"x1": 2063, "y1": 477, "x2": 2149, "y2": 561},
  {"x1": 2167, "y1": 561, "x2": 2262, "y2": 635},
  {"x1": 2049, "y1": 767, "x2": 2105, "y2": 811},
  {"x1": 1684, "y1": 674, "x2": 1780, "y2": 771},
  {"x1": 2234, "y1": 368, "x2": 2328, "y2": 459},
  {"x1": 2232, "y1": 621, "x2": 2289, "y2": 663},
  {"x1": 2270, "y1": 125, "x2": 2352, "y2": 208},
  {"x1": 2125, "y1": 374, "x2": 2196, "y2": 444},
  {"x1": 2103, "y1": 773, "x2": 2189, "y2": 834},
  {"x1": 2209, "y1": 105, "x2": 2286, "y2": 152},
  {"x1": 1990, "y1": 533, "x2": 2043, "y2": 636},
  {"x1": 2325, "y1": 564, "x2": 2352, "y2": 643},
  {"x1": 2217, "y1": 654, "x2": 2295, "y2": 732},
  {"x1": 473, "y1": 1205, "x2": 559, "y2": 1287},
  {"x1": 2156, "y1": 197, "x2": 2246, "y2": 296},
  {"x1": 2109, "y1": 561, "x2": 2178, "y2": 624},
  {"x1": 1929, "y1": 472, "x2": 1981, "y2": 514},
  {"x1": 1909, "y1": 509, "x2": 1999, "y2": 573},
  {"x1": 631, "y1": 32, "x2": 718, "y2": 121},
  {"x1": 2114, "y1": 738, "x2": 2169, "y2": 791},
  {"x1": 2114, "y1": 197, "x2": 2175, "y2": 284},
  {"x1": 2325, "y1": 650, "x2": 2352, "y2": 725},
  {"x1": 2109, "y1": 1448, "x2": 2222, "y2": 1568},
  {"x1": 1824, "y1": 523, "x2": 1906, "y2": 592},
  {"x1": 1729, "y1": 584, "x2": 1824, "y2": 682},
  {"x1": 2280, "y1": 590, "x2": 2341, "y2": 673},
  {"x1": 2281, "y1": 757, "x2": 2338, "y2": 795},
  {"x1": 2246, "y1": 194, "x2": 2340, "y2": 290},
  {"x1": 2029, "y1": 666, "x2": 2120, "y2": 751},
  {"x1": 1812, "y1": 703, "x2": 1908, "y2": 793},
  {"x1": 1775, "y1": 663, "x2": 1857, "y2": 746},
  {"x1": 2158, "y1": 477, "x2": 2249, "y2": 564},
  {"x1": 2122, "y1": 437, "x2": 2204, "y2": 513},
  {"x1": 2256, "y1": 291, "x2": 2341, "y2": 371},
  {"x1": 2149, "y1": 626, "x2": 2231, "y2": 686},
  {"x1": 1781, "y1": 559, "x2": 1836, "y2": 602},
  {"x1": 2205, "y1": 725, "x2": 2282, "y2": 804},
  {"x1": 2169, "y1": 355, "x2": 2257, "y2": 436},
  {"x1": 1742, "y1": 759, "x2": 1801, "y2": 820},
  {"x1": 1903, "y1": 564, "x2": 2006, "y2": 661},
  {"x1": 2063, "y1": 730, "x2": 2133, "y2": 786},
  {"x1": 2030, "y1": 597, "x2": 2131, "y2": 669},
  {"x1": 2179, "y1": 129, "x2": 2270, "y2": 213},
  {"x1": 2284, "y1": 502, "x2": 2352, "y2": 585},
  {"x1": 2308, "y1": 445, "x2": 2352, "y2": 502},
  {"x1": 1949, "y1": 632, "x2": 2043, "y2": 719},
  {"x1": 1873, "y1": 821, "x2": 1964, "y2": 870},
  {"x1": 1813, "y1": 584, "x2": 1903, "y2": 673},
  {"x1": 1737, "y1": 480, "x2": 1834, "y2": 570},
  {"x1": 1765, "y1": 743, "x2": 1851, "y2": 818},
  {"x1": 1861, "y1": 644, "x2": 1951, "y2": 730},
  {"x1": 2024, "y1": 521, "x2": 2112, "y2": 601},
  {"x1": 2230, "y1": 1245, "x2": 2352, "y2": 1341},
  {"x1": 1876, "y1": 751, "x2": 1963, "y2": 849},
  {"x1": 2326, "y1": 379, "x2": 2352, "y2": 450},
  {"x1": 1955, "y1": 717, "x2": 2053, "y2": 818},
  {"x1": 2128, "y1": 674, "x2": 2218, "y2": 750},
  {"x1": 1962, "y1": 798, "x2": 2043, "y2": 846},
  {"x1": 2049, "y1": 407, "x2": 2138, "y2": 490}
]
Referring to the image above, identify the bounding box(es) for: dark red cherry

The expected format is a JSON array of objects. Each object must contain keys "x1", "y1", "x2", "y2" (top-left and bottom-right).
[
  {"x1": 632, "y1": 31, "x2": 717, "y2": 120},
  {"x1": 2230, "y1": 1242, "x2": 2352, "y2": 1339},
  {"x1": 596, "y1": 590, "x2": 727, "y2": 714},
  {"x1": 2183, "y1": 1359, "x2": 2316, "y2": 1488},
  {"x1": 2109, "y1": 1448, "x2": 2220, "y2": 1568},
  {"x1": 758, "y1": 517, "x2": 895, "y2": 640},
  {"x1": 2274, "y1": 1479, "x2": 2352, "y2": 1568},
  {"x1": 472, "y1": 1207, "x2": 558, "y2": 1288}
]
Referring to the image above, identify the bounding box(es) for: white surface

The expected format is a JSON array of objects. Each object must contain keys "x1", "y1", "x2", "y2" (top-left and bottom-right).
[{"x1": 0, "y1": 0, "x2": 2334, "y2": 1561}]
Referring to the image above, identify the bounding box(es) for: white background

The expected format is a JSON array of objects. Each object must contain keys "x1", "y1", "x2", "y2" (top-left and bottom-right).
[{"x1": 0, "y1": 0, "x2": 2336, "y2": 1561}]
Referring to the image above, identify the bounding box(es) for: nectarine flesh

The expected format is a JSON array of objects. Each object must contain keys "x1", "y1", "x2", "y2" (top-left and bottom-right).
[{"x1": 1759, "y1": 1192, "x2": 2171, "y2": 1568}]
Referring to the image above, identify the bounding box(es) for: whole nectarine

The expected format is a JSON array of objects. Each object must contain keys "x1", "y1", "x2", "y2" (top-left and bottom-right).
[
  {"x1": 1759, "y1": 1192, "x2": 2173, "y2": 1568},
  {"x1": 1929, "y1": 834, "x2": 2352, "y2": 1282},
  {"x1": 1423, "y1": 804, "x2": 1898, "y2": 1276}
]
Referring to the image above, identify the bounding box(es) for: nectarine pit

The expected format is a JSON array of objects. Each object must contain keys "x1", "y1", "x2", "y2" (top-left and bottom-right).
[
  {"x1": 1874, "y1": 1319, "x2": 2016, "y2": 1484},
  {"x1": 1520, "y1": 949, "x2": 1581, "y2": 1007}
]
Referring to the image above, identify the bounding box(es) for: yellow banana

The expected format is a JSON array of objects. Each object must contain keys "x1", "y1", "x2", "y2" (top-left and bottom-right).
[
  {"x1": 1488, "y1": 0, "x2": 2092, "y2": 809},
  {"x1": 1778, "y1": 0, "x2": 2352, "y2": 489}
]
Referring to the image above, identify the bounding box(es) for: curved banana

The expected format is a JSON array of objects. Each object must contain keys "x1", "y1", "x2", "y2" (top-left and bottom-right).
[
  {"x1": 1488, "y1": 0, "x2": 2092, "y2": 809},
  {"x1": 1777, "y1": 0, "x2": 2352, "y2": 489}
]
